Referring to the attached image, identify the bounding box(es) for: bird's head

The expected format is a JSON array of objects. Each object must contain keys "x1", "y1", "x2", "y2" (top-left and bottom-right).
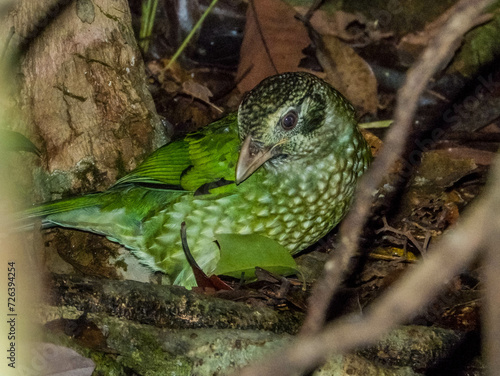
[{"x1": 235, "y1": 72, "x2": 358, "y2": 184}]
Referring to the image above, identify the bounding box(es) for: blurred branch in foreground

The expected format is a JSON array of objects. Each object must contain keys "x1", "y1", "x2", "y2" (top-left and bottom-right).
[{"x1": 237, "y1": 0, "x2": 498, "y2": 374}]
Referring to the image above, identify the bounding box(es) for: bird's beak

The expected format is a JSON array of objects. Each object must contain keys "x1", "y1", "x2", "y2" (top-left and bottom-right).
[{"x1": 235, "y1": 135, "x2": 274, "y2": 184}]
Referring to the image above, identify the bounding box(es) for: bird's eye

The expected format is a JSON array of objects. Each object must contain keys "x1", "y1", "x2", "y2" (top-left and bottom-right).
[{"x1": 281, "y1": 110, "x2": 298, "y2": 130}]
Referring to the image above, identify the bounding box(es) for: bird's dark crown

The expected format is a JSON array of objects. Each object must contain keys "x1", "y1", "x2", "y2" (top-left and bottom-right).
[{"x1": 237, "y1": 72, "x2": 358, "y2": 164}]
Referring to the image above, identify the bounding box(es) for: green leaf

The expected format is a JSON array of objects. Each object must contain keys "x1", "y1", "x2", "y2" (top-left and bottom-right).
[
  {"x1": 448, "y1": 9, "x2": 500, "y2": 77},
  {"x1": 359, "y1": 120, "x2": 393, "y2": 129},
  {"x1": 213, "y1": 234, "x2": 298, "y2": 280},
  {"x1": 0, "y1": 129, "x2": 40, "y2": 155}
]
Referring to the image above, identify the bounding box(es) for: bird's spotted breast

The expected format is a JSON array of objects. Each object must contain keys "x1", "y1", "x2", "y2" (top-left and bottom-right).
[{"x1": 145, "y1": 129, "x2": 368, "y2": 287}]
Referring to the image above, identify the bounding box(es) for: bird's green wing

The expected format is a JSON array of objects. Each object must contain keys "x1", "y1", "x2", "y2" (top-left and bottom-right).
[{"x1": 113, "y1": 113, "x2": 240, "y2": 192}]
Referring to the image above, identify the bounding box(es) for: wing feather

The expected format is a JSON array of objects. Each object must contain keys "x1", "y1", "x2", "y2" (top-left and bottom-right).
[{"x1": 113, "y1": 113, "x2": 239, "y2": 193}]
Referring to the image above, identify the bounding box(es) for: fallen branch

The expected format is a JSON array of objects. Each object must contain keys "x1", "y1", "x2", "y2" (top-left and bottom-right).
[{"x1": 46, "y1": 274, "x2": 303, "y2": 333}]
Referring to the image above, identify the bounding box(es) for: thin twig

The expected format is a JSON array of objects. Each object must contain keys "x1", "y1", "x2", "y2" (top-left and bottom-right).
[
  {"x1": 302, "y1": 0, "x2": 324, "y2": 21},
  {"x1": 375, "y1": 216, "x2": 425, "y2": 254},
  {"x1": 166, "y1": 0, "x2": 219, "y2": 70}
]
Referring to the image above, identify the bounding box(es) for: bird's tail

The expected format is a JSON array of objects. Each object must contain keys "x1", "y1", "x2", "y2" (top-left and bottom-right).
[
  {"x1": 23, "y1": 193, "x2": 104, "y2": 220},
  {"x1": 19, "y1": 186, "x2": 183, "y2": 249},
  {"x1": 18, "y1": 193, "x2": 120, "y2": 237},
  {"x1": 18, "y1": 191, "x2": 142, "y2": 249}
]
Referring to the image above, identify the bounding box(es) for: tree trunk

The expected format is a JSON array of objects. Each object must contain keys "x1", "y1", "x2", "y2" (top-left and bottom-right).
[{"x1": 7, "y1": 0, "x2": 167, "y2": 200}]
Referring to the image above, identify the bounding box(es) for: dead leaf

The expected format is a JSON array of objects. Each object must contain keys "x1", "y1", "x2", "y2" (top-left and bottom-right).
[
  {"x1": 361, "y1": 128, "x2": 383, "y2": 157},
  {"x1": 300, "y1": 8, "x2": 393, "y2": 44},
  {"x1": 317, "y1": 35, "x2": 378, "y2": 115},
  {"x1": 182, "y1": 80, "x2": 222, "y2": 113},
  {"x1": 370, "y1": 246, "x2": 418, "y2": 262},
  {"x1": 181, "y1": 222, "x2": 232, "y2": 291},
  {"x1": 146, "y1": 60, "x2": 220, "y2": 131},
  {"x1": 236, "y1": 0, "x2": 310, "y2": 93},
  {"x1": 414, "y1": 150, "x2": 478, "y2": 189},
  {"x1": 434, "y1": 147, "x2": 496, "y2": 166},
  {"x1": 308, "y1": 9, "x2": 364, "y2": 41},
  {"x1": 182, "y1": 80, "x2": 213, "y2": 103}
]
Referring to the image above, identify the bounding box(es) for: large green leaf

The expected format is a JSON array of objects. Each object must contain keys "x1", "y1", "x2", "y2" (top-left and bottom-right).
[
  {"x1": 0, "y1": 129, "x2": 40, "y2": 155},
  {"x1": 213, "y1": 233, "x2": 298, "y2": 280}
]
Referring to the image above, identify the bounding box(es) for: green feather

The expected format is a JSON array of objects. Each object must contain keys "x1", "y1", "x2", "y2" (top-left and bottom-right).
[
  {"x1": 113, "y1": 113, "x2": 238, "y2": 190},
  {"x1": 24, "y1": 194, "x2": 103, "y2": 218}
]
